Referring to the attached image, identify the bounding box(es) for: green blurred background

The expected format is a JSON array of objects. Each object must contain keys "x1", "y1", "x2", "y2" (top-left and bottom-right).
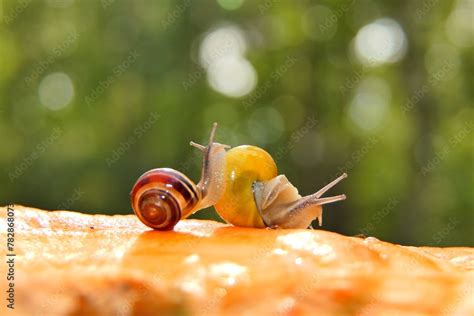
[{"x1": 0, "y1": 0, "x2": 472, "y2": 246}]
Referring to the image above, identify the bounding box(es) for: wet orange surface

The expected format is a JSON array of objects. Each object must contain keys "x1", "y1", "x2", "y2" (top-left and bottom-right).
[{"x1": 0, "y1": 205, "x2": 473, "y2": 315}]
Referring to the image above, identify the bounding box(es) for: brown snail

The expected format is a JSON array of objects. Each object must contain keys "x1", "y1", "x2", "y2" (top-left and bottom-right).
[{"x1": 130, "y1": 123, "x2": 228, "y2": 230}]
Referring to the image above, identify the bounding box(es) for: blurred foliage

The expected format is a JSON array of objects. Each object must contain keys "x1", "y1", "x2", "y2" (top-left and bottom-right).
[{"x1": 0, "y1": 0, "x2": 472, "y2": 246}]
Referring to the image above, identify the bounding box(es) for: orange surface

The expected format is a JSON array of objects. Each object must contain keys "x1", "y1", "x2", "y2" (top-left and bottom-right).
[{"x1": 0, "y1": 205, "x2": 473, "y2": 315}]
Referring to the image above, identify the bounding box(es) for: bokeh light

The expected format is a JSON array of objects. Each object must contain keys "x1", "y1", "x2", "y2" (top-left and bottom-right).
[
  {"x1": 207, "y1": 56, "x2": 257, "y2": 98},
  {"x1": 445, "y1": 0, "x2": 474, "y2": 47},
  {"x1": 199, "y1": 24, "x2": 257, "y2": 98},
  {"x1": 354, "y1": 18, "x2": 407, "y2": 66},
  {"x1": 424, "y1": 43, "x2": 460, "y2": 80},
  {"x1": 348, "y1": 76, "x2": 391, "y2": 132},
  {"x1": 38, "y1": 72, "x2": 75, "y2": 110},
  {"x1": 199, "y1": 25, "x2": 247, "y2": 69}
]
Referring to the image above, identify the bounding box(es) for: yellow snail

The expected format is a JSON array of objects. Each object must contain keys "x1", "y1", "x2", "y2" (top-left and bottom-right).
[
  {"x1": 131, "y1": 123, "x2": 347, "y2": 230},
  {"x1": 214, "y1": 145, "x2": 347, "y2": 229}
]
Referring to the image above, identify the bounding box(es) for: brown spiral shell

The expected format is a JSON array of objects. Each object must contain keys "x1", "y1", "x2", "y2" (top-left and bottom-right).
[{"x1": 130, "y1": 168, "x2": 201, "y2": 230}]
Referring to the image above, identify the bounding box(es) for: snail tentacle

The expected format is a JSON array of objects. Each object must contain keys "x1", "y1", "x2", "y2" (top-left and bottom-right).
[
  {"x1": 189, "y1": 141, "x2": 206, "y2": 151},
  {"x1": 254, "y1": 173, "x2": 347, "y2": 229},
  {"x1": 190, "y1": 122, "x2": 229, "y2": 210}
]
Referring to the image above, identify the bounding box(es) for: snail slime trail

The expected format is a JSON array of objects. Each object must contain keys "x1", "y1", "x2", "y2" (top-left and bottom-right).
[{"x1": 5, "y1": 204, "x2": 15, "y2": 309}]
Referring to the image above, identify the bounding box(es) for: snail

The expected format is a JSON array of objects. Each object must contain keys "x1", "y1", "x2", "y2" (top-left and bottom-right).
[
  {"x1": 130, "y1": 123, "x2": 229, "y2": 230},
  {"x1": 131, "y1": 123, "x2": 347, "y2": 230},
  {"x1": 214, "y1": 145, "x2": 347, "y2": 229}
]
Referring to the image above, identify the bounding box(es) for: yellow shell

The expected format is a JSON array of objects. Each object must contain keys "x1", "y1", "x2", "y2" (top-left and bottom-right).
[{"x1": 214, "y1": 145, "x2": 278, "y2": 228}]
